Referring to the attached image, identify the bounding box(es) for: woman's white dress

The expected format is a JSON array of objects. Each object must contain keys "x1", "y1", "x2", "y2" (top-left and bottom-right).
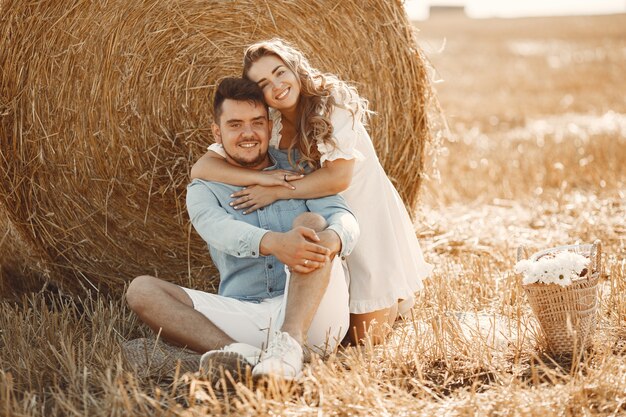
[
  {"x1": 209, "y1": 106, "x2": 432, "y2": 314},
  {"x1": 286, "y1": 107, "x2": 433, "y2": 314}
]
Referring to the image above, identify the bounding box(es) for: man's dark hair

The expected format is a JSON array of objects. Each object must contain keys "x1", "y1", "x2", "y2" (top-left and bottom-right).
[{"x1": 213, "y1": 77, "x2": 268, "y2": 122}]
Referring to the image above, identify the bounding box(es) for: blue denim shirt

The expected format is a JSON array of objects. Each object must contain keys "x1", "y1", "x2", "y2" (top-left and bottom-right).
[{"x1": 186, "y1": 148, "x2": 359, "y2": 302}]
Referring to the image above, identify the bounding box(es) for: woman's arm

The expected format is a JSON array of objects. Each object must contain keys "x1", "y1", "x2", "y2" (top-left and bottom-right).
[
  {"x1": 282, "y1": 158, "x2": 355, "y2": 197},
  {"x1": 190, "y1": 150, "x2": 303, "y2": 188},
  {"x1": 229, "y1": 103, "x2": 363, "y2": 212},
  {"x1": 231, "y1": 158, "x2": 355, "y2": 213}
]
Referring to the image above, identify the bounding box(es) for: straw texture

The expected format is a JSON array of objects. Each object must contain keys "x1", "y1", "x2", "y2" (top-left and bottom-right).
[
  {"x1": 0, "y1": 206, "x2": 51, "y2": 298},
  {"x1": 0, "y1": 0, "x2": 434, "y2": 293},
  {"x1": 519, "y1": 242, "x2": 602, "y2": 356}
]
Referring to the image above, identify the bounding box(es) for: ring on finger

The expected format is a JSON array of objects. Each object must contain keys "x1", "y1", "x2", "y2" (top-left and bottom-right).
[
  {"x1": 303, "y1": 259, "x2": 309, "y2": 266},
  {"x1": 284, "y1": 174, "x2": 288, "y2": 182}
]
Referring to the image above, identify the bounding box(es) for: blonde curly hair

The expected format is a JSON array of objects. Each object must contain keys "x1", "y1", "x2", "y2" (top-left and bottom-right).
[{"x1": 242, "y1": 38, "x2": 369, "y2": 171}]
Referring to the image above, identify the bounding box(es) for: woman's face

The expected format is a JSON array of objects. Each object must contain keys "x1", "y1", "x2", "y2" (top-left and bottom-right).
[{"x1": 246, "y1": 54, "x2": 301, "y2": 113}]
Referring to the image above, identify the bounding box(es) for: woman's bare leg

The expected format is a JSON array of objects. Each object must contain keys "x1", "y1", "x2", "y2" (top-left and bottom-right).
[{"x1": 348, "y1": 302, "x2": 398, "y2": 345}]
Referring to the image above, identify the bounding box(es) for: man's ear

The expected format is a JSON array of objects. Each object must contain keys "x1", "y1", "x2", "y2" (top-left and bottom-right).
[{"x1": 211, "y1": 123, "x2": 222, "y2": 144}]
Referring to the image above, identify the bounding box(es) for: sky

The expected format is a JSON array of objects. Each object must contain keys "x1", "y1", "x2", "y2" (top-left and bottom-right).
[{"x1": 404, "y1": 0, "x2": 626, "y2": 20}]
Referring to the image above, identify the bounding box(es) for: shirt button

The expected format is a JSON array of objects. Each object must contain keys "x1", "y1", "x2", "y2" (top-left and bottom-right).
[
  {"x1": 267, "y1": 264, "x2": 273, "y2": 269},
  {"x1": 341, "y1": 256, "x2": 346, "y2": 260},
  {"x1": 252, "y1": 251, "x2": 256, "y2": 256},
  {"x1": 259, "y1": 207, "x2": 264, "y2": 211},
  {"x1": 237, "y1": 252, "x2": 241, "y2": 256},
  {"x1": 268, "y1": 287, "x2": 273, "y2": 292}
]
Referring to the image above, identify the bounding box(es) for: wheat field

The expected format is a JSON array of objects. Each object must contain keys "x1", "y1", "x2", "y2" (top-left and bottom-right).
[{"x1": 1, "y1": 13, "x2": 625, "y2": 417}]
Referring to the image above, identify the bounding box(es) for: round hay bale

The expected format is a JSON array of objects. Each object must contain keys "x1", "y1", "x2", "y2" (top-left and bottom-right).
[
  {"x1": 0, "y1": 0, "x2": 434, "y2": 292},
  {"x1": 0, "y1": 204, "x2": 52, "y2": 298}
]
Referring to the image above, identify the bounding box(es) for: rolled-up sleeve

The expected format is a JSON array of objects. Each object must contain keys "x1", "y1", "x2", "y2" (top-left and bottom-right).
[
  {"x1": 305, "y1": 195, "x2": 359, "y2": 257},
  {"x1": 186, "y1": 180, "x2": 269, "y2": 257}
]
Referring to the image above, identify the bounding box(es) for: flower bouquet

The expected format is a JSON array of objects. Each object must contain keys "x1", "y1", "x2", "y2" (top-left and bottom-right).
[{"x1": 515, "y1": 241, "x2": 602, "y2": 356}]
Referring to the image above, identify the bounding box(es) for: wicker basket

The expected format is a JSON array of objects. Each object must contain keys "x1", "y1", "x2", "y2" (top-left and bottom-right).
[{"x1": 517, "y1": 240, "x2": 602, "y2": 356}]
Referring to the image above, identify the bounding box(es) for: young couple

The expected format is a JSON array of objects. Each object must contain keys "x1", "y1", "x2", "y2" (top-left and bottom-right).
[{"x1": 126, "y1": 39, "x2": 432, "y2": 381}]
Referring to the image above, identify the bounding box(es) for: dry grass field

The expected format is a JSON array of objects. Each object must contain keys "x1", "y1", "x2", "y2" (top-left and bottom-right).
[{"x1": 1, "y1": 13, "x2": 625, "y2": 417}]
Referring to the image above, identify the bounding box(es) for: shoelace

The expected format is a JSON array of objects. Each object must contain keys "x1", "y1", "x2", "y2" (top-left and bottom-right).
[{"x1": 265, "y1": 333, "x2": 293, "y2": 358}]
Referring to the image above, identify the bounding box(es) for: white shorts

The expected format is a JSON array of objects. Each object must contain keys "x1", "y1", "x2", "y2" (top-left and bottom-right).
[{"x1": 182, "y1": 258, "x2": 349, "y2": 353}]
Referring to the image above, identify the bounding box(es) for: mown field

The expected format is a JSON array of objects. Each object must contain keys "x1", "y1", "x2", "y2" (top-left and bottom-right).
[{"x1": 1, "y1": 13, "x2": 625, "y2": 416}]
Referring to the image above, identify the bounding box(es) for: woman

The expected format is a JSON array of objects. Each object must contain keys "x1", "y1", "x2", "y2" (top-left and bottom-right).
[{"x1": 191, "y1": 38, "x2": 432, "y2": 343}]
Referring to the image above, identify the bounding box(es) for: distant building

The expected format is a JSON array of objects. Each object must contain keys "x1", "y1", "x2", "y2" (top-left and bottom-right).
[{"x1": 429, "y1": 5, "x2": 466, "y2": 16}]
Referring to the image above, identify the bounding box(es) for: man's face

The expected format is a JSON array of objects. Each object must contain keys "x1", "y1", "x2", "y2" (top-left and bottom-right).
[{"x1": 212, "y1": 99, "x2": 272, "y2": 169}]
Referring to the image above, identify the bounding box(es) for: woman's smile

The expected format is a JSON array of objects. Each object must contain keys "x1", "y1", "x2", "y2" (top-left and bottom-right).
[{"x1": 275, "y1": 86, "x2": 290, "y2": 100}]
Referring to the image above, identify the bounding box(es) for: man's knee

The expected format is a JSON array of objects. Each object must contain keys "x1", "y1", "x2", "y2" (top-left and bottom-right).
[
  {"x1": 126, "y1": 275, "x2": 157, "y2": 313},
  {"x1": 292, "y1": 212, "x2": 327, "y2": 232}
]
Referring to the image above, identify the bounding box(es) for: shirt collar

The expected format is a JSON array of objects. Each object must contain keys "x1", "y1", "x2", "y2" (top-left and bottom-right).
[{"x1": 263, "y1": 148, "x2": 282, "y2": 171}]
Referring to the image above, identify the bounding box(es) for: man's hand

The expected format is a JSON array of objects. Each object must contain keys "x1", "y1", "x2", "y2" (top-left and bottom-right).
[
  {"x1": 260, "y1": 227, "x2": 331, "y2": 273},
  {"x1": 316, "y1": 229, "x2": 342, "y2": 259}
]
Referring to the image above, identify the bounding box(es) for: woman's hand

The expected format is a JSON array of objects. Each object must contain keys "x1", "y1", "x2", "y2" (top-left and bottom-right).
[
  {"x1": 256, "y1": 170, "x2": 303, "y2": 188},
  {"x1": 230, "y1": 185, "x2": 280, "y2": 214}
]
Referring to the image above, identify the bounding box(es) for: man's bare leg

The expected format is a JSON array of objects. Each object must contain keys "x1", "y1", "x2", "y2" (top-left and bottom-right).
[
  {"x1": 279, "y1": 212, "x2": 335, "y2": 345},
  {"x1": 252, "y1": 212, "x2": 340, "y2": 379},
  {"x1": 126, "y1": 276, "x2": 235, "y2": 353},
  {"x1": 280, "y1": 213, "x2": 398, "y2": 346}
]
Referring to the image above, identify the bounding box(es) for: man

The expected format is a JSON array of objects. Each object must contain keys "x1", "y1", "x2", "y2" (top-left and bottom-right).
[{"x1": 125, "y1": 77, "x2": 359, "y2": 380}]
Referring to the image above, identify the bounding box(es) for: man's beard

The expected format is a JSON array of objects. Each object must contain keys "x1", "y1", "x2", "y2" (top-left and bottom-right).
[{"x1": 222, "y1": 145, "x2": 267, "y2": 168}]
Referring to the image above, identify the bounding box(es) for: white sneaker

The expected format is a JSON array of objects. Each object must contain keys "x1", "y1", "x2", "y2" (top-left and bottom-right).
[
  {"x1": 199, "y1": 343, "x2": 262, "y2": 384},
  {"x1": 252, "y1": 331, "x2": 303, "y2": 380}
]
